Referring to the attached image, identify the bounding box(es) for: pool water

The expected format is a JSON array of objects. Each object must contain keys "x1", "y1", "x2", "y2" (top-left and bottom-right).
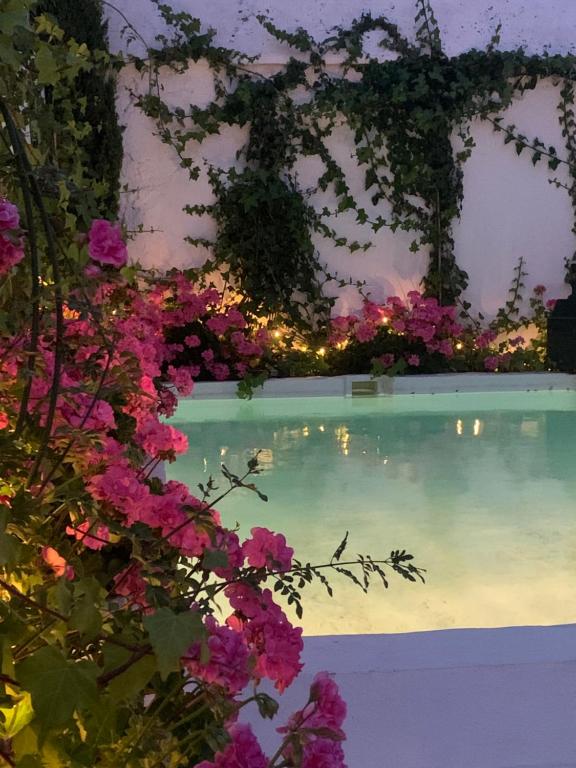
[{"x1": 168, "y1": 391, "x2": 576, "y2": 636}]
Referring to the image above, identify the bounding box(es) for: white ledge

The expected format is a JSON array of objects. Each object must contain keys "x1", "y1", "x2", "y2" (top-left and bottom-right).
[{"x1": 187, "y1": 372, "x2": 576, "y2": 400}]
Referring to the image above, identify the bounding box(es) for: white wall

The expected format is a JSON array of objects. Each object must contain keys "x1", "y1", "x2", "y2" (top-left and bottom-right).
[{"x1": 108, "y1": 0, "x2": 576, "y2": 317}]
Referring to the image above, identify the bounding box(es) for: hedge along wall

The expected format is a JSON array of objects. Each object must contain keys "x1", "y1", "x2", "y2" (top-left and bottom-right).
[{"x1": 107, "y1": 0, "x2": 576, "y2": 318}]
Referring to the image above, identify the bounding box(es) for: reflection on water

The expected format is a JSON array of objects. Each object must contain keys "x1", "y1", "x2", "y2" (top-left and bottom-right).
[{"x1": 168, "y1": 397, "x2": 576, "y2": 635}]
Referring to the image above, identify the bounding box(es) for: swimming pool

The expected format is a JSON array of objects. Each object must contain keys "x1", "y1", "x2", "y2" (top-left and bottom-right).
[{"x1": 167, "y1": 390, "x2": 576, "y2": 635}]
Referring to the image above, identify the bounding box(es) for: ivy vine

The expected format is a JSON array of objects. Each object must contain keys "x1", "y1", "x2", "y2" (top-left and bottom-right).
[{"x1": 120, "y1": 0, "x2": 576, "y2": 327}]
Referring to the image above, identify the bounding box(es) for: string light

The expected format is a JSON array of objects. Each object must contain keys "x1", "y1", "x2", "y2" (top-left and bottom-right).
[
  {"x1": 455, "y1": 341, "x2": 463, "y2": 350},
  {"x1": 317, "y1": 347, "x2": 326, "y2": 357}
]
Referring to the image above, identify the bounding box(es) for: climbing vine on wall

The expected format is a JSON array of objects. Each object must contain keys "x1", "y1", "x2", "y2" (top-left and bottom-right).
[{"x1": 122, "y1": 0, "x2": 576, "y2": 327}]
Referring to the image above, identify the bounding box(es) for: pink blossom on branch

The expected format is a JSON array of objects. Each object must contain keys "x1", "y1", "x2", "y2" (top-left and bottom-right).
[
  {"x1": 65, "y1": 520, "x2": 110, "y2": 550},
  {"x1": 88, "y1": 219, "x2": 128, "y2": 268},
  {"x1": 242, "y1": 526, "x2": 293, "y2": 572},
  {"x1": 41, "y1": 546, "x2": 75, "y2": 580},
  {"x1": 0, "y1": 199, "x2": 24, "y2": 276},
  {"x1": 0, "y1": 198, "x2": 20, "y2": 230},
  {"x1": 196, "y1": 724, "x2": 268, "y2": 768}
]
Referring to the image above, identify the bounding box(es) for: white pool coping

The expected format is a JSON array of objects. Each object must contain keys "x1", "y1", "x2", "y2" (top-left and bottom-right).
[
  {"x1": 189, "y1": 372, "x2": 576, "y2": 399},
  {"x1": 248, "y1": 625, "x2": 576, "y2": 768}
]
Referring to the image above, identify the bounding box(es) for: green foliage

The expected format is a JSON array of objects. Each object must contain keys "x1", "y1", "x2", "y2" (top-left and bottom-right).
[
  {"x1": 143, "y1": 608, "x2": 204, "y2": 679},
  {"x1": 37, "y1": 0, "x2": 124, "y2": 218},
  {"x1": 188, "y1": 168, "x2": 334, "y2": 328},
  {"x1": 0, "y1": 0, "x2": 122, "y2": 227},
  {"x1": 17, "y1": 647, "x2": 98, "y2": 729},
  {"x1": 129, "y1": 0, "x2": 576, "y2": 319}
]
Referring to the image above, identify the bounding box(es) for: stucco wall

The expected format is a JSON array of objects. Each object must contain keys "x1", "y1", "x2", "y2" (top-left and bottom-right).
[{"x1": 107, "y1": 0, "x2": 576, "y2": 317}]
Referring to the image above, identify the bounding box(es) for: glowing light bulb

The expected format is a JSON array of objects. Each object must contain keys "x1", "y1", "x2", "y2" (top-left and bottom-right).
[
  {"x1": 317, "y1": 347, "x2": 326, "y2": 357},
  {"x1": 273, "y1": 330, "x2": 282, "y2": 339},
  {"x1": 455, "y1": 342, "x2": 464, "y2": 350}
]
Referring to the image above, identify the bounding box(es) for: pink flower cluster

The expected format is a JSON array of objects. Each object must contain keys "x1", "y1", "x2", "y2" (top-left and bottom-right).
[
  {"x1": 226, "y1": 584, "x2": 303, "y2": 693},
  {"x1": 279, "y1": 672, "x2": 348, "y2": 767},
  {"x1": 88, "y1": 219, "x2": 127, "y2": 268},
  {"x1": 196, "y1": 724, "x2": 268, "y2": 768},
  {"x1": 0, "y1": 198, "x2": 24, "y2": 277},
  {"x1": 242, "y1": 526, "x2": 294, "y2": 571},
  {"x1": 330, "y1": 292, "x2": 463, "y2": 365}
]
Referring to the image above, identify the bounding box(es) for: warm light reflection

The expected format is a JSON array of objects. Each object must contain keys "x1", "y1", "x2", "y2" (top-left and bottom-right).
[
  {"x1": 335, "y1": 425, "x2": 350, "y2": 455},
  {"x1": 302, "y1": 426, "x2": 310, "y2": 437},
  {"x1": 456, "y1": 419, "x2": 463, "y2": 436},
  {"x1": 257, "y1": 448, "x2": 274, "y2": 465},
  {"x1": 473, "y1": 419, "x2": 484, "y2": 436},
  {"x1": 318, "y1": 425, "x2": 325, "y2": 432},
  {"x1": 219, "y1": 446, "x2": 228, "y2": 458}
]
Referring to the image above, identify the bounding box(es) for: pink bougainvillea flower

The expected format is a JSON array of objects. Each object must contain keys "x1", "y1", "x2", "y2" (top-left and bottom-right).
[
  {"x1": 546, "y1": 299, "x2": 557, "y2": 311},
  {"x1": 88, "y1": 219, "x2": 128, "y2": 268},
  {"x1": 0, "y1": 232, "x2": 24, "y2": 276},
  {"x1": 354, "y1": 322, "x2": 377, "y2": 343},
  {"x1": 41, "y1": 546, "x2": 75, "y2": 580},
  {"x1": 113, "y1": 564, "x2": 149, "y2": 609},
  {"x1": 0, "y1": 199, "x2": 20, "y2": 230},
  {"x1": 184, "y1": 616, "x2": 251, "y2": 694},
  {"x1": 167, "y1": 365, "x2": 195, "y2": 396},
  {"x1": 280, "y1": 672, "x2": 347, "y2": 739},
  {"x1": 406, "y1": 354, "x2": 420, "y2": 367},
  {"x1": 66, "y1": 520, "x2": 110, "y2": 550},
  {"x1": 196, "y1": 723, "x2": 268, "y2": 768},
  {"x1": 226, "y1": 585, "x2": 303, "y2": 692},
  {"x1": 184, "y1": 333, "x2": 201, "y2": 347},
  {"x1": 0, "y1": 411, "x2": 8, "y2": 430},
  {"x1": 476, "y1": 329, "x2": 497, "y2": 349},
  {"x1": 300, "y1": 739, "x2": 347, "y2": 768},
  {"x1": 483, "y1": 355, "x2": 499, "y2": 371},
  {"x1": 242, "y1": 527, "x2": 293, "y2": 572},
  {"x1": 377, "y1": 353, "x2": 395, "y2": 369},
  {"x1": 136, "y1": 417, "x2": 188, "y2": 459}
]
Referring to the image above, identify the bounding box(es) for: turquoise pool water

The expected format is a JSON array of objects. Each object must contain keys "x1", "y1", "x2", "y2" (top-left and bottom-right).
[{"x1": 168, "y1": 391, "x2": 576, "y2": 635}]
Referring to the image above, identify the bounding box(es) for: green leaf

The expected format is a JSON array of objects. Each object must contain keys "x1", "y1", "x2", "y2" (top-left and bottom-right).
[
  {"x1": 17, "y1": 647, "x2": 98, "y2": 729},
  {"x1": 105, "y1": 652, "x2": 157, "y2": 702},
  {"x1": 35, "y1": 45, "x2": 60, "y2": 86},
  {"x1": 0, "y1": 531, "x2": 20, "y2": 568},
  {"x1": 143, "y1": 608, "x2": 204, "y2": 679},
  {"x1": 202, "y1": 549, "x2": 229, "y2": 570},
  {"x1": 69, "y1": 578, "x2": 103, "y2": 640},
  {"x1": 0, "y1": 691, "x2": 34, "y2": 739}
]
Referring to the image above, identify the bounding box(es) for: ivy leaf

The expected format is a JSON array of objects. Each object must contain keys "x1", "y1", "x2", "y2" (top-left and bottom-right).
[
  {"x1": 17, "y1": 647, "x2": 98, "y2": 729},
  {"x1": 143, "y1": 608, "x2": 204, "y2": 679},
  {"x1": 35, "y1": 46, "x2": 60, "y2": 86}
]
